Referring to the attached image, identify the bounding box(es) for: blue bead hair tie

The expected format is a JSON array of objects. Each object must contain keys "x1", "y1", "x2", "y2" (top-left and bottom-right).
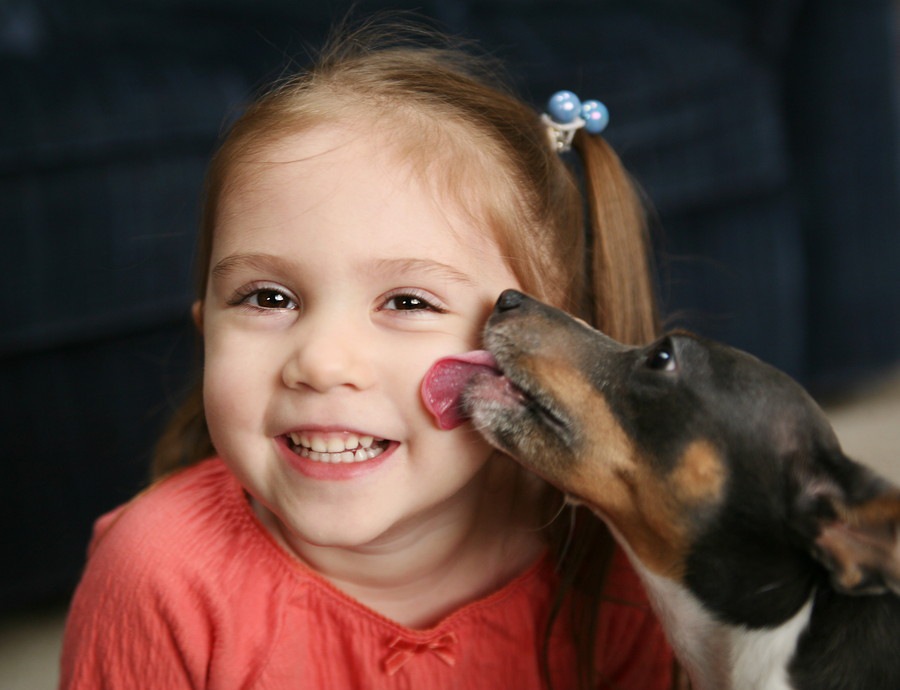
[{"x1": 543, "y1": 90, "x2": 609, "y2": 152}]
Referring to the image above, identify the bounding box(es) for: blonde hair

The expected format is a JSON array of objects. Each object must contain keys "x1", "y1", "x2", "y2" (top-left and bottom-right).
[{"x1": 154, "y1": 21, "x2": 659, "y2": 690}]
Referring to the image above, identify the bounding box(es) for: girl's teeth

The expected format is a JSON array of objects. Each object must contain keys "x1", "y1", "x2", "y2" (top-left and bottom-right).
[{"x1": 287, "y1": 432, "x2": 385, "y2": 463}]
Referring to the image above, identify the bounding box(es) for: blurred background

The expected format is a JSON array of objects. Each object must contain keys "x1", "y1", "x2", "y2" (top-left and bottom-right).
[{"x1": 2, "y1": 1, "x2": 898, "y2": 686}]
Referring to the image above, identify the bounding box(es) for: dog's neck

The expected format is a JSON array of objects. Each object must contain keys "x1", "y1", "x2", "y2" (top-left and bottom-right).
[
  {"x1": 633, "y1": 561, "x2": 813, "y2": 690},
  {"x1": 593, "y1": 501, "x2": 818, "y2": 688}
]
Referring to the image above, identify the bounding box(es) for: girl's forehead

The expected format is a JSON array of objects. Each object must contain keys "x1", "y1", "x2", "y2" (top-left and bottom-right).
[
  {"x1": 252, "y1": 125, "x2": 354, "y2": 163},
  {"x1": 227, "y1": 125, "x2": 424, "y2": 197},
  {"x1": 227, "y1": 123, "x2": 493, "y2": 219},
  {"x1": 213, "y1": 124, "x2": 510, "y2": 269},
  {"x1": 227, "y1": 113, "x2": 503, "y2": 199}
]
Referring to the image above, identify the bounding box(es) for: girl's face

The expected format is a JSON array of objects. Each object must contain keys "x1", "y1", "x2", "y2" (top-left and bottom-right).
[{"x1": 200, "y1": 125, "x2": 521, "y2": 552}]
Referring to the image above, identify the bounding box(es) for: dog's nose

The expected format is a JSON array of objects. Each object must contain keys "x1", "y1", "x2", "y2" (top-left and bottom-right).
[{"x1": 496, "y1": 289, "x2": 525, "y2": 312}]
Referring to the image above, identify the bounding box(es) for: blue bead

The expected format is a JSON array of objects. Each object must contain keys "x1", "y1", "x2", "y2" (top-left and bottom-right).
[
  {"x1": 547, "y1": 90, "x2": 581, "y2": 124},
  {"x1": 580, "y1": 100, "x2": 609, "y2": 134}
]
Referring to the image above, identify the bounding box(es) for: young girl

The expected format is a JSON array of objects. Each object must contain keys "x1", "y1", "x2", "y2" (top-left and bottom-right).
[{"x1": 60, "y1": 23, "x2": 674, "y2": 690}]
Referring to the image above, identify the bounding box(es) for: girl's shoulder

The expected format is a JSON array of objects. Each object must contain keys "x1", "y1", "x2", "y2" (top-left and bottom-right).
[
  {"x1": 90, "y1": 459, "x2": 241, "y2": 555},
  {"x1": 85, "y1": 458, "x2": 297, "y2": 590},
  {"x1": 62, "y1": 459, "x2": 306, "y2": 688}
]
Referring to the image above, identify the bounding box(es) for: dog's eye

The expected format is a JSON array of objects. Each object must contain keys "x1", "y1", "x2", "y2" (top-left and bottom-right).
[{"x1": 646, "y1": 338, "x2": 677, "y2": 372}]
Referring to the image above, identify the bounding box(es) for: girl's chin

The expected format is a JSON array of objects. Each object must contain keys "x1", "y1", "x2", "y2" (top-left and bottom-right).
[
  {"x1": 250, "y1": 496, "x2": 382, "y2": 554},
  {"x1": 276, "y1": 436, "x2": 397, "y2": 481}
]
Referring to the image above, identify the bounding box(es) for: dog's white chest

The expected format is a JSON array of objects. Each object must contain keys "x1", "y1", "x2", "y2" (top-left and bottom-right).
[
  {"x1": 729, "y1": 596, "x2": 813, "y2": 689},
  {"x1": 635, "y1": 564, "x2": 813, "y2": 690}
]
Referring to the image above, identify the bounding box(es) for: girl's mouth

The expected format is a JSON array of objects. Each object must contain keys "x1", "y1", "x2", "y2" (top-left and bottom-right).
[{"x1": 285, "y1": 432, "x2": 390, "y2": 464}]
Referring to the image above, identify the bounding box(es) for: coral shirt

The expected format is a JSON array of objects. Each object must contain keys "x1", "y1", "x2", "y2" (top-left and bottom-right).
[{"x1": 60, "y1": 458, "x2": 672, "y2": 689}]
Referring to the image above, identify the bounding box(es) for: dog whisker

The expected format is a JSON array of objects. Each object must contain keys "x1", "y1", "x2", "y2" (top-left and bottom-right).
[{"x1": 755, "y1": 581, "x2": 787, "y2": 595}]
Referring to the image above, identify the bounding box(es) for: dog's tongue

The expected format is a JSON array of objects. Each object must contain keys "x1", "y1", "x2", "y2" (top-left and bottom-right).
[{"x1": 421, "y1": 350, "x2": 498, "y2": 430}]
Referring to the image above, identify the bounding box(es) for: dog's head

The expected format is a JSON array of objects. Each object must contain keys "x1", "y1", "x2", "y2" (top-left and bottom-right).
[{"x1": 460, "y1": 290, "x2": 900, "y2": 623}]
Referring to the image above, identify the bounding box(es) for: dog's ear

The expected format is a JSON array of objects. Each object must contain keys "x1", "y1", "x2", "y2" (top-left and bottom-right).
[{"x1": 792, "y1": 451, "x2": 900, "y2": 596}]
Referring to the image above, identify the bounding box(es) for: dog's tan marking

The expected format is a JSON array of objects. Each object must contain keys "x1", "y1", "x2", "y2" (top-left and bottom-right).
[
  {"x1": 603, "y1": 463, "x2": 693, "y2": 579},
  {"x1": 817, "y1": 491, "x2": 900, "y2": 594},
  {"x1": 842, "y1": 492, "x2": 900, "y2": 526},
  {"x1": 520, "y1": 357, "x2": 695, "y2": 580},
  {"x1": 671, "y1": 440, "x2": 726, "y2": 504}
]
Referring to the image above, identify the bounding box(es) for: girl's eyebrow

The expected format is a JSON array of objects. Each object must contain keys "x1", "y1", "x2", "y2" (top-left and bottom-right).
[
  {"x1": 210, "y1": 253, "x2": 293, "y2": 281},
  {"x1": 211, "y1": 253, "x2": 476, "y2": 286},
  {"x1": 371, "y1": 258, "x2": 476, "y2": 286}
]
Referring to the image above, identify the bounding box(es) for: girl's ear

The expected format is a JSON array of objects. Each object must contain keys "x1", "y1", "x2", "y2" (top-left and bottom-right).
[{"x1": 192, "y1": 300, "x2": 204, "y2": 333}]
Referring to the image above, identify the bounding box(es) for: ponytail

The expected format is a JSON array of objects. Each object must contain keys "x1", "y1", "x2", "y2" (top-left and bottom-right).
[
  {"x1": 574, "y1": 130, "x2": 659, "y2": 345},
  {"x1": 543, "y1": 130, "x2": 661, "y2": 690}
]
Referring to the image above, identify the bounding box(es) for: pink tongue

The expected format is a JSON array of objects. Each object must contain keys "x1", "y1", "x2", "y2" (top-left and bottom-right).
[{"x1": 421, "y1": 350, "x2": 499, "y2": 430}]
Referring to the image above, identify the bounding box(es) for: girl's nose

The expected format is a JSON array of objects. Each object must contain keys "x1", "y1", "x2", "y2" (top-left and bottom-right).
[{"x1": 281, "y1": 318, "x2": 376, "y2": 393}]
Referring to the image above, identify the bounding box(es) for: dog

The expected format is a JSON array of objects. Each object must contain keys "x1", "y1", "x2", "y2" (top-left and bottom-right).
[{"x1": 432, "y1": 289, "x2": 900, "y2": 690}]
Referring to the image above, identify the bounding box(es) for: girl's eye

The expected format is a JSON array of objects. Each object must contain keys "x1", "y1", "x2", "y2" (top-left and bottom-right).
[
  {"x1": 381, "y1": 291, "x2": 446, "y2": 314},
  {"x1": 233, "y1": 287, "x2": 298, "y2": 310}
]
